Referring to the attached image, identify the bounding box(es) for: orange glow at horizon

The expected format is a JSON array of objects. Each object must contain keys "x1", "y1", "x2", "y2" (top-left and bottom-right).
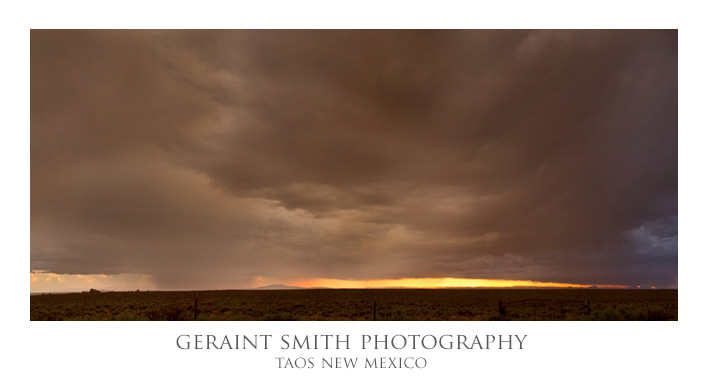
[
  {"x1": 286, "y1": 278, "x2": 629, "y2": 289},
  {"x1": 30, "y1": 271, "x2": 157, "y2": 293}
]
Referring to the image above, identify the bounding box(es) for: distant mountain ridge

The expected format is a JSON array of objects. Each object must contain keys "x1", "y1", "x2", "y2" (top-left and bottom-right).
[{"x1": 254, "y1": 284, "x2": 304, "y2": 290}]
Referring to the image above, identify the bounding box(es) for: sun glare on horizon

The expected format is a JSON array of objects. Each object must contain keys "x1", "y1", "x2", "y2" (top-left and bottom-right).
[{"x1": 284, "y1": 278, "x2": 629, "y2": 289}]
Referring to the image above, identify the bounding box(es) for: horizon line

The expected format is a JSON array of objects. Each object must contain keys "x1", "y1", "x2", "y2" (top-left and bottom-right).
[
  {"x1": 31, "y1": 272, "x2": 675, "y2": 294},
  {"x1": 31, "y1": 285, "x2": 676, "y2": 295}
]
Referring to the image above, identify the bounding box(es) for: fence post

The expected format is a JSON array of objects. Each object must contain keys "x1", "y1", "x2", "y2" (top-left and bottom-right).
[
  {"x1": 373, "y1": 297, "x2": 377, "y2": 321},
  {"x1": 498, "y1": 301, "x2": 505, "y2": 317},
  {"x1": 586, "y1": 300, "x2": 591, "y2": 316},
  {"x1": 194, "y1": 294, "x2": 198, "y2": 321},
  {"x1": 533, "y1": 306, "x2": 536, "y2": 321}
]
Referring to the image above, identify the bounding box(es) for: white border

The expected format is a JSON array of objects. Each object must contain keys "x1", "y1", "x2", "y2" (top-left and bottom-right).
[{"x1": 5, "y1": 1, "x2": 704, "y2": 381}]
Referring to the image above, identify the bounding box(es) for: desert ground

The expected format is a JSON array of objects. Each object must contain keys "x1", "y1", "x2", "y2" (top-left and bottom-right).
[{"x1": 30, "y1": 288, "x2": 677, "y2": 321}]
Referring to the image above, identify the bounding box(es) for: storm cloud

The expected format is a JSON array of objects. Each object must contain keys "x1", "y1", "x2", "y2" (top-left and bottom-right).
[{"x1": 31, "y1": 30, "x2": 677, "y2": 289}]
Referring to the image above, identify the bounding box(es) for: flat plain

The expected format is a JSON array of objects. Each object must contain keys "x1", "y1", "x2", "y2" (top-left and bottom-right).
[{"x1": 30, "y1": 288, "x2": 677, "y2": 321}]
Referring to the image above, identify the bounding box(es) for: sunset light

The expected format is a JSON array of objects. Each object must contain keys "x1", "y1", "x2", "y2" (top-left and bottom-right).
[{"x1": 287, "y1": 278, "x2": 628, "y2": 289}]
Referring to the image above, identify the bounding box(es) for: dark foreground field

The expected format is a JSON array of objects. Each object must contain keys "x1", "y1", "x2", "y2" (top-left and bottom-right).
[{"x1": 30, "y1": 289, "x2": 677, "y2": 321}]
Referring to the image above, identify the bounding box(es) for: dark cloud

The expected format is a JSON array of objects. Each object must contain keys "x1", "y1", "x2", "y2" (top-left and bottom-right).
[{"x1": 31, "y1": 30, "x2": 677, "y2": 289}]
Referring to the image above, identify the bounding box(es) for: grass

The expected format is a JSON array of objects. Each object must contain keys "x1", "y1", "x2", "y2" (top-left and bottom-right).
[{"x1": 30, "y1": 289, "x2": 677, "y2": 321}]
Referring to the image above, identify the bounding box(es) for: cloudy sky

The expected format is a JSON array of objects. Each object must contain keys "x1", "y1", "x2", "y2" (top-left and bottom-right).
[{"x1": 30, "y1": 30, "x2": 677, "y2": 292}]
